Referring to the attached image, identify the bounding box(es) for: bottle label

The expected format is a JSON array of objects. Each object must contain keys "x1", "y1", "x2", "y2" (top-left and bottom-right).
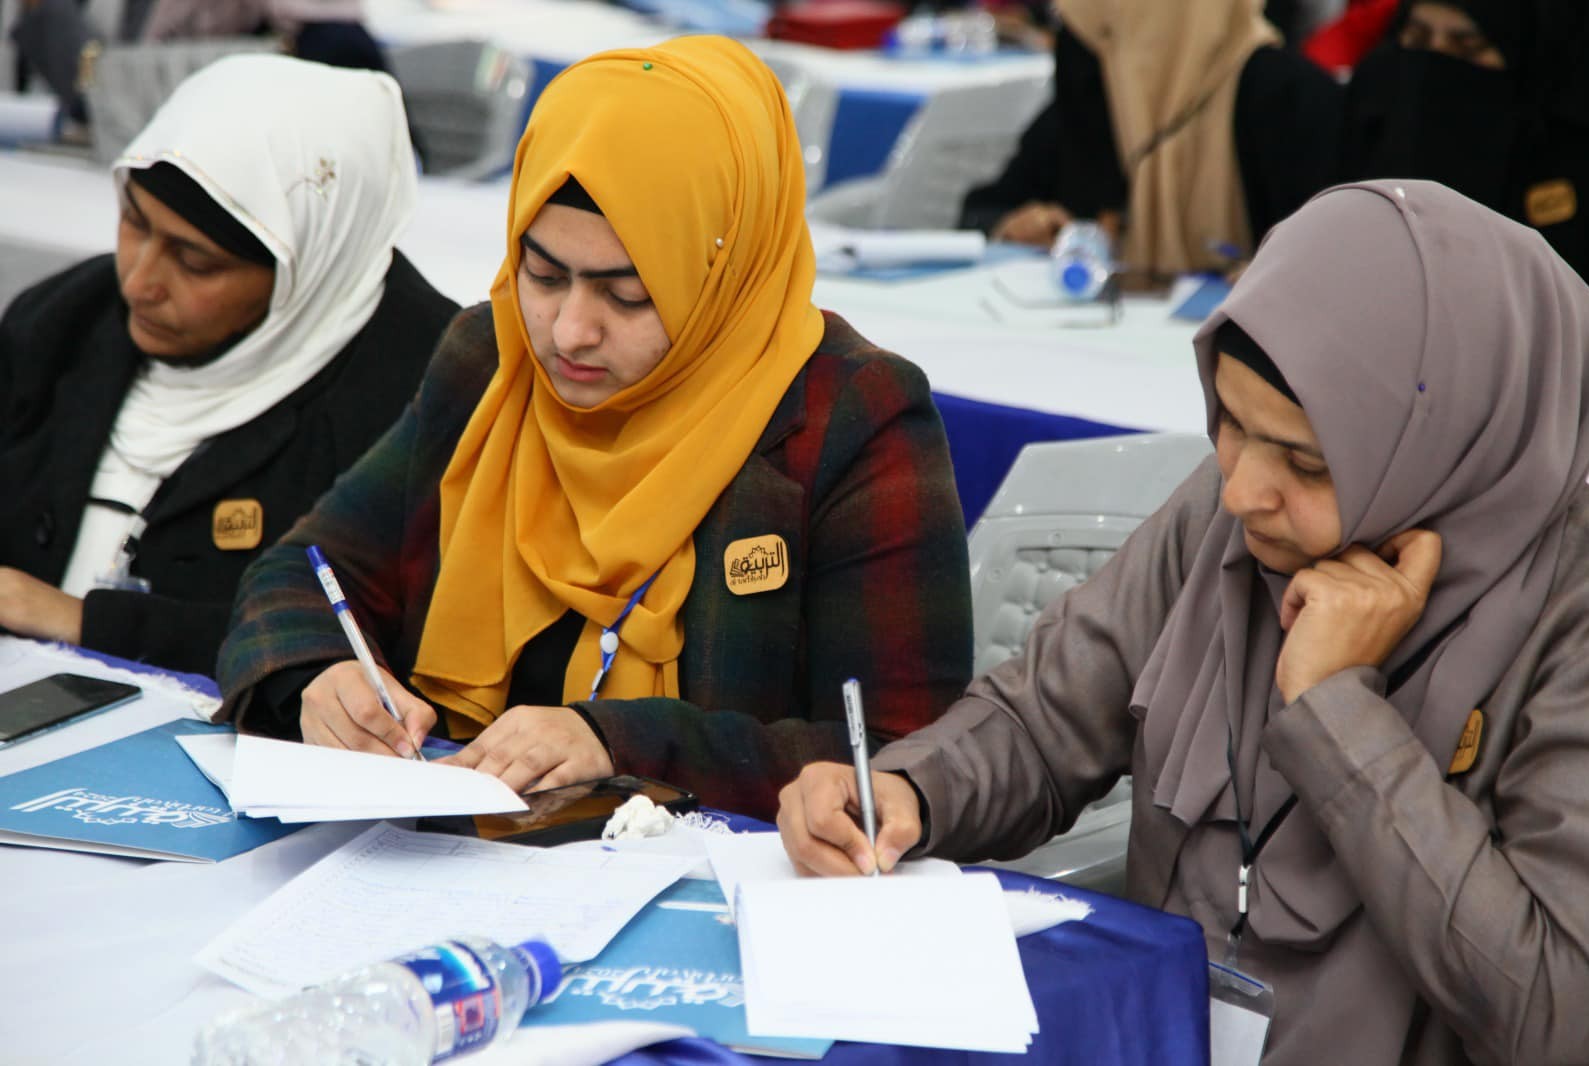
[{"x1": 392, "y1": 941, "x2": 504, "y2": 1061}]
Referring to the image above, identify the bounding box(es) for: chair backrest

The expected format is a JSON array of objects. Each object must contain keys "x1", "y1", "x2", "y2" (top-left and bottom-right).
[
  {"x1": 866, "y1": 72, "x2": 1051, "y2": 230},
  {"x1": 759, "y1": 53, "x2": 839, "y2": 194},
  {"x1": 84, "y1": 37, "x2": 276, "y2": 164},
  {"x1": 386, "y1": 39, "x2": 530, "y2": 180},
  {"x1": 969, "y1": 433, "x2": 1212, "y2": 675},
  {"x1": 966, "y1": 432, "x2": 1210, "y2": 895}
]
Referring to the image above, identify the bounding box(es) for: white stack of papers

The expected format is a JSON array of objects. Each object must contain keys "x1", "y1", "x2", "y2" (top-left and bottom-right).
[
  {"x1": 810, "y1": 222, "x2": 986, "y2": 272},
  {"x1": 702, "y1": 830, "x2": 960, "y2": 917},
  {"x1": 736, "y1": 872, "x2": 1039, "y2": 1053},
  {"x1": 197, "y1": 822, "x2": 697, "y2": 997},
  {"x1": 177, "y1": 733, "x2": 528, "y2": 821}
]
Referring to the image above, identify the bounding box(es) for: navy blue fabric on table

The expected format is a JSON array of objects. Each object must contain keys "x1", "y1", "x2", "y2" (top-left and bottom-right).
[
  {"x1": 933, "y1": 391, "x2": 1136, "y2": 526},
  {"x1": 608, "y1": 865, "x2": 1211, "y2": 1066},
  {"x1": 68, "y1": 644, "x2": 221, "y2": 699}
]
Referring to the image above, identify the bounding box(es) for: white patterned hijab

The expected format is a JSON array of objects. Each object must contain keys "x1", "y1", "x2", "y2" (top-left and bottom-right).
[
  {"x1": 1134, "y1": 180, "x2": 1589, "y2": 946},
  {"x1": 105, "y1": 53, "x2": 415, "y2": 492}
]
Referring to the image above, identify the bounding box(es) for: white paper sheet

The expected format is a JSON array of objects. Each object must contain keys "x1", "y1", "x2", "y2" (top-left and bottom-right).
[
  {"x1": 226, "y1": 734, "x2": 528, "y2": 821},
  {"x1": 175, "y1": 733, "x2": 237, "y2": 797},
  {"x1": 702, "y1": 830, "x2": 960, "y2": 917},
  {"x1": 809, "y1": 222, "x2": 986, "y2": 272},
  {"x1": 737, "y1": 872, "x2": 1038, "y2": 1053},
  {"x1": 196, "y1": 822, "x2": 695, "y2": 997}
]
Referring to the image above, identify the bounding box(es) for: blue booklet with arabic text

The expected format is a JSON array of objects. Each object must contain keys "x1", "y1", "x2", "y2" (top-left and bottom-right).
[
  {"x1": 524, "y1": 876, "x2": 833, "y2": 1058},
  {"x1": 0, "y1": 719, "x2": 302, "y2": 861}
]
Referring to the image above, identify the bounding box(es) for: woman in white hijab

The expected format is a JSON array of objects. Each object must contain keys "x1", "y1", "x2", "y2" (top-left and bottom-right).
[{"x1": 0, "y1": 53, "x2": 458, "y2": 675}]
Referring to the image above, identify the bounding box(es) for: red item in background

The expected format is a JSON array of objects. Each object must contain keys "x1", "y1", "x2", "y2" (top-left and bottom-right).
[
  {"x1": 1303, "y1": 0, "x2": 1399, "y2": 76},
  {"x1": 765, "y1": 0, "x2": 907, "y2": 50}
]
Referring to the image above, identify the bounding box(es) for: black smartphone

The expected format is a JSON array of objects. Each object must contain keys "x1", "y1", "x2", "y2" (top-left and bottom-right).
[
  {"x1": 0, "y1": 672, "x2": 143, "y2": 747},
  {"x1": 419, "y1": 774, "x2": 698, "y2": 847}
]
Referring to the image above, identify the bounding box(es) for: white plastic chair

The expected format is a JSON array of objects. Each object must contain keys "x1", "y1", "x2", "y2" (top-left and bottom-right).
[
  {"x1": 387, "y1": 39, "x2": 531, "y2": 180},
  {"x1": 805, "y1": 71, "x2": 1051, "y2": 230},
  {"x1": 967, "y1": 433, "x2": 1212, "y2": 893}
]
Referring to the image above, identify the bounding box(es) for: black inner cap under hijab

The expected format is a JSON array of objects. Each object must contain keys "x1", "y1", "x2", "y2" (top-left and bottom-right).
[
  {"x1": 545, "y1": 176, "x2": 605, "y2": 215},
  {"x1": 1214, "y1": 319, "x2": 1299, "y2": 406},
  {"x1": 127, "y1": 162, "x2": 275, "y2": 266}
]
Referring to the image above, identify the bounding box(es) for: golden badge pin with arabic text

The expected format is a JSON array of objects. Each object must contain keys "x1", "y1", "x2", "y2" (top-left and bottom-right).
[
  {"x1": 724, "y1": 534, "x2": 790, "y2": 596},
  {"x1": 1448, "y1": 709, "x2": 1484, "y2": 775},
  {"x1": 1526, "y1": 179, "x2": 1577, "y2": 228},
  {"x1": 212, "y1": 499, "x2": 264, "y2": 551}
]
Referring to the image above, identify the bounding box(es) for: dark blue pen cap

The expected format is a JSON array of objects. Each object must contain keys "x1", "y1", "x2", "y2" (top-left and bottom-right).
[
  {"x1": 306, "y1": 545, "x2": 328, "y2": 569},
  {"x1": 513, "y1": 939, "x2": 563, "y2": 1003}
]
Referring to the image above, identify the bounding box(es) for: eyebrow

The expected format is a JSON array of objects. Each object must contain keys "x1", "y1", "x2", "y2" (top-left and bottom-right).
[
  {"x1": 1220, "y1": 406, "x2": 1326, "y2": 459},
  {"x1": 519, "y1": 233, "x2": 639, "y2": 280},
  {"x1": 120, "y1": 185, "x2": 229, "y2": 263}
]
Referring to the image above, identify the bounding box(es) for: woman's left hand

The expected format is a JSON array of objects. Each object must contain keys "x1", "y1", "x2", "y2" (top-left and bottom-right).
[
  {"x1": 1275, "y1": 529, "x2": 1443, "y2": 704},
  {"x1": 440, "y1": 705, "x2": 614, "y2": 793},
  {"x1": 0, "y1": 568, "x2": 85, "y2": 644}
]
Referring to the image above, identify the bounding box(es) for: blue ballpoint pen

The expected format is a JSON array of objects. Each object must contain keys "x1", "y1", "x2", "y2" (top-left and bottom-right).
[
  {"x1": 842, "y1": 678, "x2": 880, "y2": 877},
  {"x1": 306, "y1": 545, "x2": 420, "y2": 760}
]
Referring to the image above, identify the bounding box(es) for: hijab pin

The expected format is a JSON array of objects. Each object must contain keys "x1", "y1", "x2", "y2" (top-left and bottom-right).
[
  {"x1": 715, "y1": 237, "x2": 725, "y2": 248},
  {"x1": 1418, "y1": 382, "x2": 1427, "y2": 393},
  {"x1": 642, "y1": 62, "x2": 654, "y2": 70}
]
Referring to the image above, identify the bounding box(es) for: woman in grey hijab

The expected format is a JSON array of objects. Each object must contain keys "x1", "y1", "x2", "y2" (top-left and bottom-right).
[{"x1": 778, "y1": 179, "x2": 1589, "y2": 1065}]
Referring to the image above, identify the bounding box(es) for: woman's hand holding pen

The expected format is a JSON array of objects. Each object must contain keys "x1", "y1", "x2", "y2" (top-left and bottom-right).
[
  {"x1": 1276, "y1": 529, "x2": 1442, "y2": 704},
  {"x1": 300, "y1": 661, "x2": 435, "y2": 758},
  {"x1": 439, "y1": 706, "x2": 613, "y2": 794},
  {"x1": 777, "y1": 761, "x2": 923, "y2": 877}
]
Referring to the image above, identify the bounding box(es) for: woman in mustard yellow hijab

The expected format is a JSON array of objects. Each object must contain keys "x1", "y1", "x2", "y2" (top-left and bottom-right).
[{"x1": 215, "y1": 35, "x2": 973, "y2": 820}]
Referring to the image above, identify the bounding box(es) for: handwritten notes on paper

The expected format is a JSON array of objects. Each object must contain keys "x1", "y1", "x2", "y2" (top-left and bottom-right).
[{"x1": 196, "y1": 822, "x2": 696, "y2": 998}]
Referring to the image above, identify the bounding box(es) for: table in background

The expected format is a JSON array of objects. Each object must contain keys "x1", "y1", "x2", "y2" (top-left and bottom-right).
[
  {"x1": 0, "y1": 150, "x2": 1205, "y2": 525},
  {"x1": 1, "y1": 646, "x2": 1210, "y2": 1066}
]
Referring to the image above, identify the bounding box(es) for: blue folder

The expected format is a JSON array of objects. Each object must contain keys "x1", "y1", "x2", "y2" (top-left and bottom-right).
[{"x1": 0, "y1": 719, "x2": 302, "y2": 861}]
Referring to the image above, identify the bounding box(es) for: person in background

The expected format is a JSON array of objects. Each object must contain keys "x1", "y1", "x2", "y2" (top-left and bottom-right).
[
  {"x1": 215, "y1": 36, "x2": 972, "y2": 822},
  {"x1": 782, "y1": 180, "x2": 1589, "y2": 1065},
  {"x1": 1342, "y1": 0, "x2": 1589, "y2": 280},
  {"x1": 961, "y1": 0, "x2": 1342, "y2": 281},
  {"x1": 0, "y1": 54, "x2": 458, "y2": 674},
  {"x1": 270, "y1": 0, "x2": 388, "y2": 74}
]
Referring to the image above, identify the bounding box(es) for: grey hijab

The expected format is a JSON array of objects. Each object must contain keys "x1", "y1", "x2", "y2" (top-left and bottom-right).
[{"x1": 1134, "y1": 180, "x2": 1589, "y2": 947}]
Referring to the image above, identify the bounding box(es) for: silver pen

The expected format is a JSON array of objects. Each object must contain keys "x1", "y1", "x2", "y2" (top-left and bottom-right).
[{"x1": 842, "y1": 677, "x2": 879, "y2": 876}]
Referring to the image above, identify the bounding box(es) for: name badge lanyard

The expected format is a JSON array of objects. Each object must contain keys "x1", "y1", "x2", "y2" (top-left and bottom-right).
[
  {"x1": 1224, "y1": 723, "x2": 1297, "y2": 963},
  {"x1": 588, "y1": 569, "x2": 661, "y2": 701}
]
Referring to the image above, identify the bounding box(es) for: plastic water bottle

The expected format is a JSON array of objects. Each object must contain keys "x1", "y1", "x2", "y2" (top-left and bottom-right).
[
  {"x1": 1050, "y1": 220, "x2": 1115, "y2": 302},
  {"x1": 191, "y1": 937, "x2": 561, "y2": 1066}
]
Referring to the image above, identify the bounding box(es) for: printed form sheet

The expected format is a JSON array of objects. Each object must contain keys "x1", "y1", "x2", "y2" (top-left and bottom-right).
[{"x1": 197, "y1": 822, "x2": 695, "y2": 997}]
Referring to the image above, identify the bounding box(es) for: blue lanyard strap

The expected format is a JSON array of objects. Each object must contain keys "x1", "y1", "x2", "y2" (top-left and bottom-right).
[{"x1": 588, "y1": 569, "x2": 662, "y2": 701}]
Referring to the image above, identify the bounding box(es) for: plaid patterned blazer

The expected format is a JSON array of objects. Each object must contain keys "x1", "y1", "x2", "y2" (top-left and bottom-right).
[{"x1": 216, "y1": 304, "x2": 972, "y2": 820}]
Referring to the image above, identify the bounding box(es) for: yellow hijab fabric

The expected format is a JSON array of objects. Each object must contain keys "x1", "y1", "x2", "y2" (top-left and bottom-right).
[
  {"x1": 1056, "y1": 0, "x2": 1279, "y2": 276},
  {"x1": 410, "y1": 37, "x2": 824, "y2": 734}
]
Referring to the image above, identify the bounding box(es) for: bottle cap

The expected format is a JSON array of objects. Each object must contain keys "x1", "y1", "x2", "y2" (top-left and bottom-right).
[
  {"x1": 1061, "y1": 262, "x2": 1094, "y2": 295},
  {"x1": 515, "y1": 939, "x2": 563, "y2": 1001}
]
